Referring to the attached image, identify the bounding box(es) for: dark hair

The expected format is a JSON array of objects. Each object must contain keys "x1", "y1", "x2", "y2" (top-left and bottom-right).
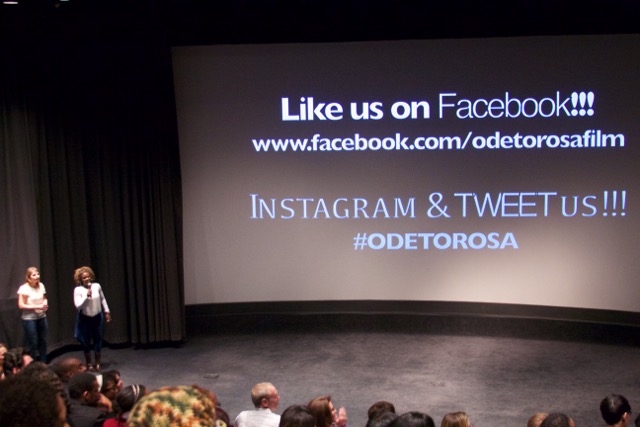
[
  {"x1": 368, "y1": 411, "x2": 399, "y2": 427},
  {"x1": 49, "y1": 357, "x2": 85, "y2": 382},
  {"x1": 20, "y1": 362, "x2": 68, "y2": 404},
  {"x1": 2, "y1": 347, "x2": 27, "y2": 377},
  {"x1": 102, "y1": 369, "x2": 121, "y2": 384},
  {"x1": 540, "y1": 413, "x2": 572, "y2": 427},
  {"x1": 68, "y1": 372, "x2": 97, "y2": 399},
  {"x1": 601, "y1": 394, "x2": 631, "y2": 425},
  {"x1": 101, "y1": 370, "x2": 120, "y2": 394},
  {"x1": 116, "y1": 384, "x2": 147, "y2": 414},
  {"x1": 280, "y1": 405, "x2": 316, "y2": 427},
  {"x1": 368, "y1": 401, "x2": 397, "y2": 420},
  {"x1": 390, "y1": 412, "x2": 435, "y2": 427},
  {"x1": 0, "y1": 375, "x2": 63, "y2": 427}
]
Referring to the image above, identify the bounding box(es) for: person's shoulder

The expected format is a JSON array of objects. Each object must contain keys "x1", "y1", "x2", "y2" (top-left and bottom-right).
[
  {"x1": 235, "y1": 410, "x2": 251, "y2": 417},
  {"x1": 17, "y1": 283, "x2": 29, "y2": 293},
  {"x1": 234, "y1": 410, "x2": 249, "y2": 424}
]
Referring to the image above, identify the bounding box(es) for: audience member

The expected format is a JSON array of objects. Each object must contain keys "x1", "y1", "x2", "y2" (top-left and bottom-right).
[
  {"x1": 127, "y1": 384, "x2": 217, "y2": 427},
  {"x1": 234, "y1": 382, "x2": 281, "y2": 427},
  {"x1": 21, "y1": 361, "x2": 72, "y2": 418},
  {"x1": 540, "y1": 413, "x2": 575, "y2": 427},
  {"x1": 279, "y1": 405, "x2": 316, "y2": 427},
  {"x1": 0, "y1": 342, "x2": 7, "y2": 380},
  {"x1": 101, "y1": 369, "x2": 124, "y2": 412},
  {"x1": 101, "y1": 370, "x2": 124, "y2": 400},
  {"x1": 103, "y1": 384, "x2": 147, "y2": 427},
  {"x1": 308, "y1": 395, "x2": 348, "y2": 427},
  {"x1": 600, "y1": 394, "x2": 632, "y2": 427},
  {"x1": 2, "y1": 347, "x2": 32, "y2": 378},
  {"x1": 441, "y1": 412, "x2": 471, "y2": 427},
  {"x1": 67, "y1": 371, "x2": 107, "y2": 427},
  {"x1": 528, "y1": 413, "x2": 549, "y2": 427},
  {"x1": 370, "y1": 411, "x2": 399, "y2": 427},
  {"x1": 391, "y1": 412, "x2": 435, "y2": 427},
  {"x1": 50, "y1": 357, "x2": 87, "y2": 383},
  {"x1": 368, "y1": 401, "x2": 397, "y2": 421},
  {"x1": 0, "y1": 374, "x2": 69, "y2": 427},
  {"x1": 217, "y1": 403, "x2": 231, "y2": 427}
]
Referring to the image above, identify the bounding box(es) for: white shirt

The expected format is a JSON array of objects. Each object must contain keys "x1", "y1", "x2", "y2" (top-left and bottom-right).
[
  {"x1": 234, "y1": 408, "x2": 280, "y2": 427},
  {"x1": 17, "y1": 282, "x2": 47, "y2": 320},
  {"x1": 74, "y1": 282, "x2": 110, "y2": 317}
]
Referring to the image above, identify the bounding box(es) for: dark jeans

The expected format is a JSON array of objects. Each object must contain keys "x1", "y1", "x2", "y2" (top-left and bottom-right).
[
  {"x1": 23, "y1": 317, "x2": 48, "y2": 362},
  {"x1": 76, "y1": 311, "x2": 104, "y2": 353}
]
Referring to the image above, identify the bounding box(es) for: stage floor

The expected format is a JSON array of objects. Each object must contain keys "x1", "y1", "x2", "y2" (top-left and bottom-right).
[{"x1": 53, "y1": 332, "x2": 640, "y2": 426}]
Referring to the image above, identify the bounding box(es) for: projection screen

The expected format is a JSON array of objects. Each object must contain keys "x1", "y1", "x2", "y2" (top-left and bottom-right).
[{"x1": 172, "y1": 35, "x2": 639, "y2": 312}]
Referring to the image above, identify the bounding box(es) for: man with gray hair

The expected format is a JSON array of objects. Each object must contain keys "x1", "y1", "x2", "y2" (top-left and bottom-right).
[{"x1": 234, "y1": 382, "x2": 281, "y2": 427}]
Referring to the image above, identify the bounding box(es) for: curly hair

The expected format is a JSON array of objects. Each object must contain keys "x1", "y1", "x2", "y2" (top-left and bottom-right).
[
  {"x1": 73, "y1": 266, "x2": 95, "y2": 285},
  {"x1": 0, "y1": 375, "x2": 64, "y2": 427},
  {"x1": 127, "y1": 385, "x2": 217, "y2": 427}
]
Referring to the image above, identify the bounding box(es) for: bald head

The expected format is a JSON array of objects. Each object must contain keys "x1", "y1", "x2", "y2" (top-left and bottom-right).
[{"x1": 251, "y1": 382, "x2": 279, "y2": 410}]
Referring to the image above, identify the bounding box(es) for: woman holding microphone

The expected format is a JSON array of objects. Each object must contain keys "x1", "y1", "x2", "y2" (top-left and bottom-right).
[{"x1": 74, "y1": 266, "x2": 111, "y2": 372}]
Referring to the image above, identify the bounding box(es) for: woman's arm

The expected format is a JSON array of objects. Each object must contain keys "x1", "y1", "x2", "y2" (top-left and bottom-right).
[
  {"x1": 18, "y1": 294, "x2": 46, "y2": 310},
  {"x1": 98, "y1": 285, "x2": 112, "y2": 323},
  {"x1": 74, "y1": 286, "x2": 89, "y2": 309}
]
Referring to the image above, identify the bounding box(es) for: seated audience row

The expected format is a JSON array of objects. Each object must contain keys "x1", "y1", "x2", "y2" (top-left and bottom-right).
[{"x1": 0, "y1": 348, "x2": 637, "y2": 427}]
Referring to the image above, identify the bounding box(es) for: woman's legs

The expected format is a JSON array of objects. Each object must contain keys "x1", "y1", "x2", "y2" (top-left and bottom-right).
[
  {"x1": 78, "y1": 312, "x2": 104, "y2": 371},
  {"x1": 35, "y1": 317, "x2": 48, "y2": 362},
  {"x1": 22, "y1": 319, "x2": 38, "y2": 360}
]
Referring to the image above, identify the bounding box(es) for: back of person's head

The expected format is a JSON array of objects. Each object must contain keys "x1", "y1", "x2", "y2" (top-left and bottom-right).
[
  {"x1": 280, "y1": 405, "x2": 316, "y2": 427},
  {"x1": 528, "y1": 413, "x2": 549, "y2": 427},
  {"x1": 307, "y1": 396, "x2": 333, "y2": 427},
  {"x1": 68, "y1": 372, "x2": 97, "y2": 399},
  {"x1": 601, "y1": 394, "x2": 632, "y2": 425},
  {"x1": 368, "y1": 401, "x2": 397, "y2": 420},
  {"x1": 391, "y1": 411, "x2": 435, "y2": 427},
  {"x1": 2, "y1": 347, "x2": 27, "y2": 377},
  {"x1": 116, "y1": 384, "x2": 148, "y2": 414},
  {"x1": 0, "y1": 375, "x2": 67, "y2": 427},
  {"x1": 441, "y1": 412, "x2": 470, "y2": 427},
  {"x1": 21, "y1": 362, "x2": 71, "y2": 417},
  {"x1": 50, "y1": 357, "x2": 86, "y2": 382},
  {"x1": 369, "y1": 411, "x2": 399, "y2": 427},
  {"x1": 127, "y1": 385, "x2": 217, "y2": 427},
  {"x1": 250, "y1": 382, "x2": 276, "y2": 407},
  {"x1": 216, "y1": 405, "x2": 231, "y2": 427},
  {"x1": 20, "y1": 362, "x2": 63, "y2": 394},
  {"x1": 540, "y1": 413, "x2": 573, "y2": 427}
]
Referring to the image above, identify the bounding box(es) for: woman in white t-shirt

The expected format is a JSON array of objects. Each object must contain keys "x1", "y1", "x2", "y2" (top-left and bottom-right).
[
  {"x1": 73, "y1": 266, "x2": 112, "y2": 372},
  {"x1": 17, "y1": 266, "x2": 48, "y2": 362}
]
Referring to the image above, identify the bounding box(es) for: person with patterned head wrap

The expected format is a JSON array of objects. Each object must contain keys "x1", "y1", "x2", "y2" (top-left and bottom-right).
[{"x1": 127, "y1": 385, "x2": 217, "y2": 427}]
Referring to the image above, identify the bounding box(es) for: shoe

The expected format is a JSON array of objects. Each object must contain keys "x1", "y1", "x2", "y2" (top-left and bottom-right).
[
  {"x1": 95, "y1": 364, "x2": 102, "y2": 372},
  {"x1": 87, "y1": 364, "x2": 95, "y2": 372}
]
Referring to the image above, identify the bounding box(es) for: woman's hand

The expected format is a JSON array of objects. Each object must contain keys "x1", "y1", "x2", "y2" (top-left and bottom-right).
[{"x1": 336, "y1": 407, "x2": 348, "y2": 427}]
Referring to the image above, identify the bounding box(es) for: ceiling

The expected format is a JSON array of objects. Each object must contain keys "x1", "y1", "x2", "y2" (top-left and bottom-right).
[{"x1": 0, "y1": 0, "x2": 638, "y2": 46}]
